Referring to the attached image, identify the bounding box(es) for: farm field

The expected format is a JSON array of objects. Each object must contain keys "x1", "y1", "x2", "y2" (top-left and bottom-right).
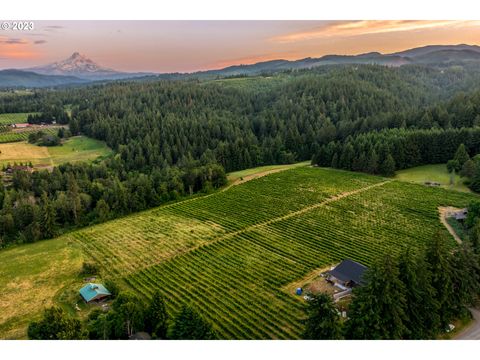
[
  {"x1": 0, "y1": 166, "x2": 477, "y2": 339},
  {"x1": 0, "y1": 112, "x2": 37, "y2": 125},
  {"x1": 0, "y1": 136, "x2": 112, "y2": 168},
  {"x1": 0, "y1": 127, "x2": 61, "y2": 144},
  {"x1": 0, "y1": 238, "x2": 84, "y2": 339},
  {"x1": 395, "y1": 164, "x2": 470, "y2": 193}
]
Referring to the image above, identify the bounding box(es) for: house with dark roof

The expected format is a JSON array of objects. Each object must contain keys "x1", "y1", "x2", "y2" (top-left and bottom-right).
[
  {"x1": 327, "y1": 259, "x2": 367, "y2": 288},
  {"x1": 79, "y1": 283, "x2": 111, "y2": 303}
]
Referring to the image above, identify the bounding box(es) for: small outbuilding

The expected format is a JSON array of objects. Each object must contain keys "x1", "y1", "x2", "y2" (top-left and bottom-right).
[
  {"x1": 454, "y1": 208, "x2": 468, "y2": 222},
  {"x1": 327, "y1": 259, "x2": 367, "y2": 289},
  {"x1": 79, "y1": 283, "x2": 111, "y2": 303}
]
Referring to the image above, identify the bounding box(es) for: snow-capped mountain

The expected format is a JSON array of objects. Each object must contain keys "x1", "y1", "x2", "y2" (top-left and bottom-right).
[{"x1": 27, "y1": 52, "x2": 146, "y2": 80}]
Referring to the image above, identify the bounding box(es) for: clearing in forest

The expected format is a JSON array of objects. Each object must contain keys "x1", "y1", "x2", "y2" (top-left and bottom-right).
[
  {"x1": 395, "y1": 164, "x2": 470, "y2": 193},
  {"x1": 0, "y1": 136, "x2": 112, "y2": 169}
]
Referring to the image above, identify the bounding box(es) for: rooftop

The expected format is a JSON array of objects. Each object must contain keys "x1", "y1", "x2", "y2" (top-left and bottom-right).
[
  {"x1": 328, "y1": 259, "x2": 367, "y2": 285},
  {"x1": 79, "y1": 283, "x2": 111, "y2": 302}
]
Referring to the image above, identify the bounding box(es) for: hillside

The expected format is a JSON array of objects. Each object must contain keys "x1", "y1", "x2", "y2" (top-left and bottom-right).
[
  {"x1": 0, "y1": 69, "x2": 87, "y2": 88},
  {"x1": 0, "y1": 166, "x2": 476, "y2": 339},
  {"x1": 4, "y1": 44, "x2": 480, "y2": 88}
]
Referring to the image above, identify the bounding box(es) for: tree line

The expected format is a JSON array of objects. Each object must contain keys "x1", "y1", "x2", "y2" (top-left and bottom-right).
[
  {"x1": 312, "y1": 127, "x2": 480, "y2": 178},
  {"x1": 28, "y1": 289, "x2": 215, "y2": 340},
  {"x1": 0, "y1": 158, "x2": 226, "y2": 247},
  {"x1": 2, "y1": 64, "x2": 480, "y2": 245}
]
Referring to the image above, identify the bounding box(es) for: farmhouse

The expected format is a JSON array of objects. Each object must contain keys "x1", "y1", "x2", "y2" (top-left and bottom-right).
[
  {"x1": 79, "y1": 283, "x2": 111, "y2": 303},
  {"x1": 327, "y1": 259, "x2": 367, "y2": 289}
]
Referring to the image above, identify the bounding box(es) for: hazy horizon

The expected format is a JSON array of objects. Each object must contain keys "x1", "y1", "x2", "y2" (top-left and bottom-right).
[{"x1": 1, "y1": 20, "x2": 480, "y2": 73}]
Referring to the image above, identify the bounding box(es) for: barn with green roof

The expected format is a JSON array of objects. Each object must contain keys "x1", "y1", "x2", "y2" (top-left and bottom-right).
[{"x1": 79, "y1": 283, "x2": 111, "y2": 303}]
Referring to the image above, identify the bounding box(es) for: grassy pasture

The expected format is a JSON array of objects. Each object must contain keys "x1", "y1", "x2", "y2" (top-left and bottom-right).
[
  {"x1": 0, "y1": 166, "x2": 478, "y2": 339},
  {"x1": 0, "y1": 136, "x2": 112, "y2": 168},
  {"x1": 0, "y1": 238, "x2": 84, "y2": 339},
  {"x1": 395, "y1": 164, "x2": 470, "y2": 193}
]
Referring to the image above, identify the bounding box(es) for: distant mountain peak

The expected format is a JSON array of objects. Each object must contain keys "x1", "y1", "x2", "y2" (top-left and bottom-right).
[{"x1": 28, "y1": 52, "x2": 120, "y2": 79}]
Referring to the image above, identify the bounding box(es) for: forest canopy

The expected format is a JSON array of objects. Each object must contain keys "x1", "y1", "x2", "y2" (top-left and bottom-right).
[{"x1": 1, "y1": 63, "x2": 480, "y2": 246}]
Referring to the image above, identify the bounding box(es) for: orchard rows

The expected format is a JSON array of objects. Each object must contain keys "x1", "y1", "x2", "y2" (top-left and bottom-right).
[
  {"x1": 70, "y1": 166, "x2": 476, "y2": 339},
  {"x1": 0, "y1": 127, "x2": 59, "y2": 144}
]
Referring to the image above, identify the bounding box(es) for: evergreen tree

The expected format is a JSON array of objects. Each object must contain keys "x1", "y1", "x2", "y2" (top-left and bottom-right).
[
  {"x1": 302, "y1": 292, "x2": 342, "y2": 339},
  {"x1": 425, "y1": 232, "x2": 455, "y2": 328},
  {"x1": 397, "y1": 249, "x2": 440, "y2": 338},
  {"x1": 345, "y1": 255, "x2": 407, "y2": 339},
  {"x1": 470, "y1": 166, "x2": 480, "y2": 193},
  {"x1": 67, "y1": 174, "x2": 82, "y2": 224},
  {"x1": 366, "y1": 149, "x2": 379, "y2": 174},
  {"x1": 379, "y1": 153, "x2": 396, "y2": 177},
  {"x1": 450, "y1": 243, "x2": 480, "y2": 317},
  {"x1": 461, "y1": 159, "x2": 477, "y2": 179},
  {"x1": 145, "y1": 290, "x2": 169, "y2": 339},
  {"x1": 447, "y1": 160, "x2": 460, "y2": 174},
  {"x1": 94, "y1": 199, "x2": 110, "y2": 223},
  {"x1": 41, "y1": 192, "x2": 57, "y2": 238},
  {"x1": 169, "y1": 305, "x2": 216, "y2": 340},
  {"x1": 453, "y1": 143, "x2": 470, "y2": 168}
]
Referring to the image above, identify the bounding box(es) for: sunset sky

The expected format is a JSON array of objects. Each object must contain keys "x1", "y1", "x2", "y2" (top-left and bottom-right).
[{"x1": 1, "y1": 20, "x2": 480, "y2": 73}]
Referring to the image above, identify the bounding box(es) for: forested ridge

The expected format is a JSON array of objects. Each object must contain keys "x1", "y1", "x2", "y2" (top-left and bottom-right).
[{"x1": 2, "y1": 64, "x2": 480, "y2": 246}]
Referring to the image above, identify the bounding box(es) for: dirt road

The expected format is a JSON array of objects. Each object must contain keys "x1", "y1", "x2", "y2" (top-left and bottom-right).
[
  {"x1": 438, "y1": 206, "x2": 463, "y2": 244},
  {"x1": 455, "y1": 308, "x2": 480, "y2": 340}
]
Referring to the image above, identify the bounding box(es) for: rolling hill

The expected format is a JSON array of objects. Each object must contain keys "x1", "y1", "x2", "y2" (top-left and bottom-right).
[
  {"x1": 3, "y1": 44, "x2": 480, "y2": 88},
  {"x1": 0, "y1": 165, "x2": 476, "y2": 339},
  {"x1": 0, "y1": 69, "x2": 87, "y2": 88}
]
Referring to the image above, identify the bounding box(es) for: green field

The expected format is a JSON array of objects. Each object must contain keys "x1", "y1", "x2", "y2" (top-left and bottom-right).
[
  {"x1": 395, "y1": 164, "x2": 470, "y2": 192},
  {"x1": 0, "y1": 166, "x2": 477, "y2": 339},
  {"x1": 0, "y1": 136, "x2": 112, "y2": 168},
  {"x1": 0, "y1": 113, "x2": 37, "y2": 125}
]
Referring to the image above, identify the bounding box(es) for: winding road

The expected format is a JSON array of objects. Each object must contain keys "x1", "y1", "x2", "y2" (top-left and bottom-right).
[
  {"x1": 438, "y1": 207, "x2": 480, "y2": 340},
  {"x1": 455, "y1": 308, "x2": 480, "y2": 340}
]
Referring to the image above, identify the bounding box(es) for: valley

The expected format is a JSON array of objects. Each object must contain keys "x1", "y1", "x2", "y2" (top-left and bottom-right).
[{"x1": 1, "y1": 38, "x2": 480, "y2": 341}]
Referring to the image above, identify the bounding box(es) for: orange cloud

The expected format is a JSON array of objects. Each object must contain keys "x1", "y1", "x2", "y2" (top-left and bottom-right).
[
  {"x1": 0, "y1": 36, "x2": 39, "y2": 59},
  {"x1": 271, "y1": 20, "x2": 480, "y2": 43}
]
